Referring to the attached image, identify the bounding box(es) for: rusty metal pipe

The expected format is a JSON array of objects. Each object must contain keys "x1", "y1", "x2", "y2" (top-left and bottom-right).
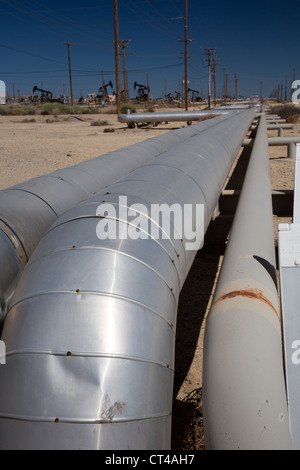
[{"x1": 202, "y1": 115, "x2": 292, "y2": 449}]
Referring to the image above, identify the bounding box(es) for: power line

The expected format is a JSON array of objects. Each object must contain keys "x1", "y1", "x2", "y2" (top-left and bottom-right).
[
  {"x1": 1, "y1": 0, "x2": 113, "y2": 43},
  {"x1": 0, "y1": 43, "x2": 101, "y2": 72},
  {"x1": 120, "y1": 0, "x2": 182, "y2": 42},
  {"x1": 0, "y1": 43, "x2": 67, "y2": 66}
]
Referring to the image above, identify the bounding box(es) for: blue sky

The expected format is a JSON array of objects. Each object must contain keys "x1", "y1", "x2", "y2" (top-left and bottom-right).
[{"x1": 0, "y1": 0, "x2": 299, "y2": 101}]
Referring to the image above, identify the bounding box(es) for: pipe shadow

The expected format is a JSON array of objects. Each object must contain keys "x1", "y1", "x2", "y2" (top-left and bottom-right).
[{"x1": 171, "y1": 216, "x2": 232, "y2": 449}]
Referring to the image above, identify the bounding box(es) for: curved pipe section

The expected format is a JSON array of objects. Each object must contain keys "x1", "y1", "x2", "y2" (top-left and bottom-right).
[
  {"x1": 0, "y1": 113, "x2": 231, "y2": 324},
  {"x1": 202, "y1": 116, "x2": 292, "y2": 449},
  {"x1": 0, "y1": 109, "x2": 255, "y2": 449}
]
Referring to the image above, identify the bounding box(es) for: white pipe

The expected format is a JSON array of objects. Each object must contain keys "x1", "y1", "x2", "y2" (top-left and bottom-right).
[{"x1": 203, "y1": 116, "x2": 292, "y2": 449}]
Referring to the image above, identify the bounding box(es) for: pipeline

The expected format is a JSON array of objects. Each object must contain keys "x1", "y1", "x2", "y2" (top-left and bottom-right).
[
  {"x1": 118, "y1": 109, "x2": 234, "y2": 127},
  {"x1": 202, "y1": 115, "x2": 292, "y2": 449},
  {"x1": 118, "y1": 105, "x2": 261, "y2": 128},
  {"x1": 0, "y1": 108, "x2": 255, "y2": 449},
  {"x1": 0, "y1": 112, "x2": 234, "y2": 325}
]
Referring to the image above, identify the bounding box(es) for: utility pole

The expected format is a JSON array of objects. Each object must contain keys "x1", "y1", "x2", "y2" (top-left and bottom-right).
[
  {"x1": 184, "y1": 0, "x2": 188, "y2": 111},
  {"x1": 222, "y1": 67, "x2": 227, "y2": 102},
  {"x1": 165, "y1": 77, "x2": 167, "y2": 103},
  {"x1": 178, "y1": 0, "x2": 192, "y2": 111},
  {"x1": 212, "y1": 57, "x2": 219, "y2": 107},
  {"x1": 202, "y1": 48, "x2": 216, "y2": 108},
  {"x1": 147, "y1": 73, "x2": 149, "y2": 105},
  {"x1": 102, "y1": 70, "x2": 104, "y2": 97},
  {"x1": 226, "y1": 73, "x2": 228, "y2": 100},
  {"x1": 113, "y1": 0, "x2": 121, "y2": 115},
  {"x1": 119, "y1": 39, "x2": 132, "y2": 102},
  {"x1": 233, "y1": 72, "x2": 239, "y2": 101},
  {"x1": 63, "y1": 42, "x2": 74, "y2": 106}
]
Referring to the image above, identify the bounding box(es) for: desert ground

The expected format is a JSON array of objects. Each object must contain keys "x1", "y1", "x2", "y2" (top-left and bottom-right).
[{"x1": 0, "y1": 105, "x2": 297, "y2": 449}]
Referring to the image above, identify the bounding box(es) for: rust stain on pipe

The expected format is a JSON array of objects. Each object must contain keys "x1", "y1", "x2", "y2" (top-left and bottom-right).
[{"x1": 213, "y1": 288, "x2": 280, "y2": 323}]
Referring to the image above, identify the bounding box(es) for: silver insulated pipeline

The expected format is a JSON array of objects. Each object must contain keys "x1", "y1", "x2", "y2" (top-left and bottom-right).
[
  {"x1": 0, "y1": 113, "x2": 232, "y2": 326},
  {"x1": 0, "y1": 108, "x2": 255, "y2": 449}
]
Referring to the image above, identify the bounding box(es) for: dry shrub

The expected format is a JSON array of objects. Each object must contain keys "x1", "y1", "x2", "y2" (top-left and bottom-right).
[
  {"x1": 287, "y1": 114, "x2": 300, "y2": 123},
  {"x1": 271, "y1": 104, "x2": 300, "y2": 120},
  {"x1": 91, "y1": 119, "x2": 110, "y2": 126},
  {"x1": 21, "y1": 118, "x2": 36, "y2": 123}
]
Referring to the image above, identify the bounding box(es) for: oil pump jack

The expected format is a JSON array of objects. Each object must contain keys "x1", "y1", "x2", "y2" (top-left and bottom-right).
[
  {"x1": 32, "y1": 86, "x2": 63, "y2": 104},
  {"x1": 134, "y1": 81, "x2": 150, "y2": 101},
  {"x1": 96, "y1": 81, "x2": 113, "y2": 103},
  {"x1": 187, "y1": 87, "x2": 202, "y2": 102},
  {"x1": 174, "y1": 90, "x2": 181, "y2": 101}
]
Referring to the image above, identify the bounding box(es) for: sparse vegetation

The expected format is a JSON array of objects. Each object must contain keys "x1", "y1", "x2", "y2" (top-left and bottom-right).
[
  {"x1": 120, "y1": 103, "x2": 136, "y2": 114},
  {"x1": 21, "y1": 118, "x2": 36, "y2": 123},
  {"x1": 0, "y1": 103, "x2": 117, "y2": 116},
  {"x1": 90, "y1": 119, "x2": 110, "y2": 126},
  {"x1": 270, "y1": 104, "x2": 300, "y2": 121}
]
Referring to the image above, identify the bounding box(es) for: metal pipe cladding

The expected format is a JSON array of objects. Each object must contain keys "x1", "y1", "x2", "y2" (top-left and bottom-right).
[
  {"x1": 0, "y1": 113, "x2": 233, "y2": 325},
  {"x1": 0, "y1": 109, "x2": 255, "y2": 449}
]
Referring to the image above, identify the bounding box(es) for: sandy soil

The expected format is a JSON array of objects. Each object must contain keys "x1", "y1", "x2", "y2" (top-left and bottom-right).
[{"x1": 0, "y1": 106, "x2": 298, "y2": 450}]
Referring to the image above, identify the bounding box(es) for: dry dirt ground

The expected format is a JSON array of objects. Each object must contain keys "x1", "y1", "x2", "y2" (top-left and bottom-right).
[{"x1": 0, "y1": 106, "x2": 298, "y2": 450}]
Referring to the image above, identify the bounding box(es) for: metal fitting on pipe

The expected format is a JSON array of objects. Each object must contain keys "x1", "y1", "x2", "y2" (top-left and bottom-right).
[
  {"x1": 0, "y1": 109, "x2": 255, "y2": 449},
  {"x1": 0, "y1": 113, "x2": 232, "y2": 324},
  {"x1": 202, "y1": 115, "x2": 292, "y2": 450}
]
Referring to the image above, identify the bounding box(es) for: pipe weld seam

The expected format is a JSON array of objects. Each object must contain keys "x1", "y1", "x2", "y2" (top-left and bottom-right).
[
  {"x1": 5, "y1": 188, "x2": 59, "y2": 217},
  {"x1": 24, "y1": 240, "x2": 181, "y2": 291},
  {"x1": 4, "y1": 349, "x2": 175, "y2": 370},
  {"x1": 7, "y1": 290, "x2": 177, "y2": 329},
  {"x1": 0, "y1": 411, "x2": 172, "y2": 425},
  {"x1": 0, "y1": 218, "x2": 28, "y2": 264},
  {"x1": 136, "y1": 161, "x2": 212, "y2": 212},
  {"x1": 47, "y1": 201, "x2": 185, "y2": 258},
  {"x1": 49, "y1": 173, "x2": 92, "y2": 196},
  {"x1": 45, "y1": 206, "x2": 186, "y2": 267}
]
